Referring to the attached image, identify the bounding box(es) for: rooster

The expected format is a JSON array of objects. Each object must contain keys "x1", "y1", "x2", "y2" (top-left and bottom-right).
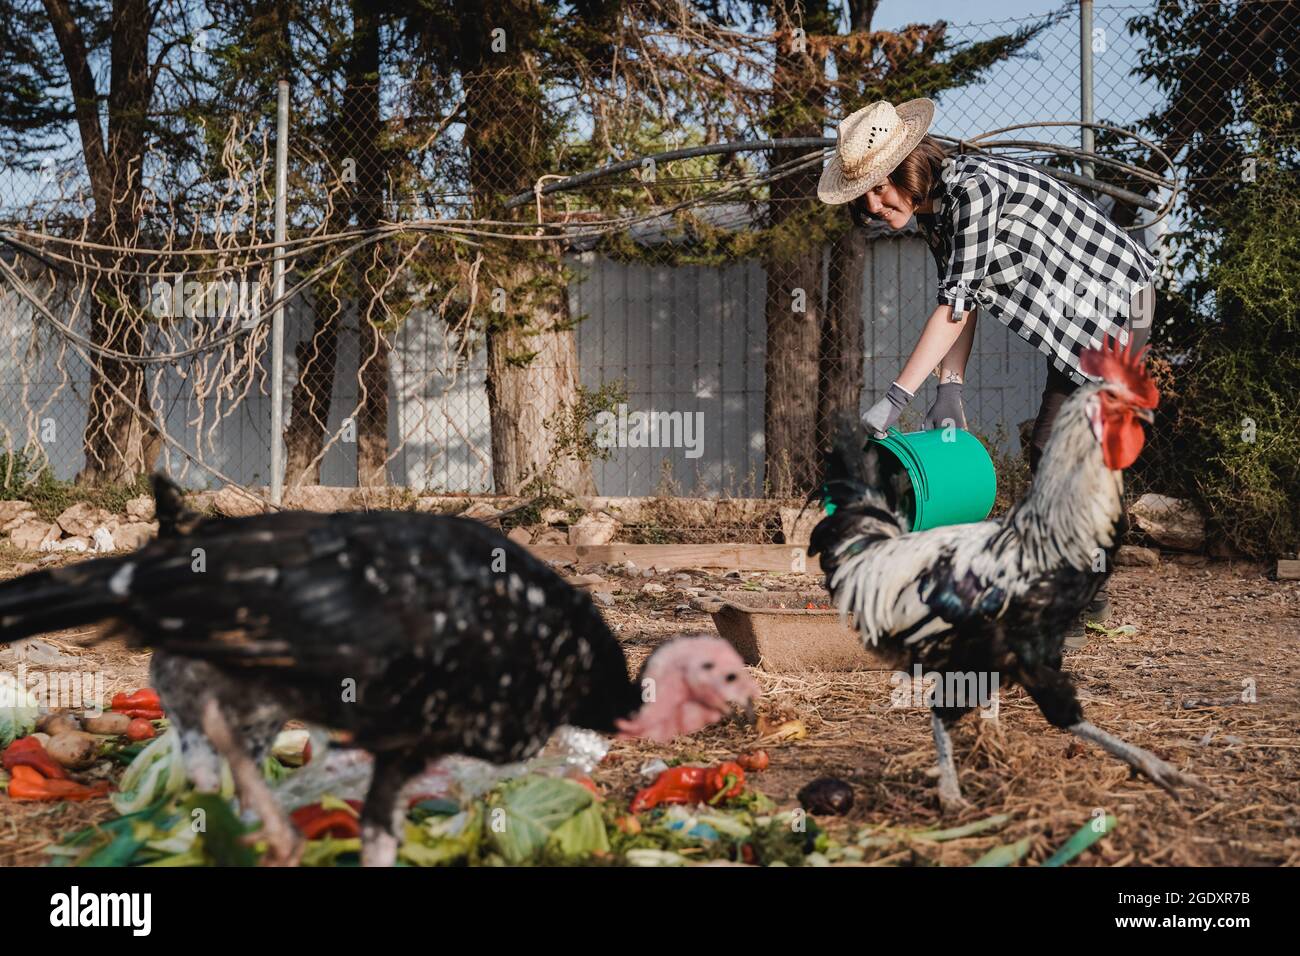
[
  {"x1": 0, "y1": 479, "x2": 759, "y2": 865},
  {"x1": 809, "y1": 337, "x2": 1208, "y2": 812}
]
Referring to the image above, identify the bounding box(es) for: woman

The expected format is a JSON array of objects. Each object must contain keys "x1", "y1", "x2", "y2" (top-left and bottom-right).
[
  {"x1": 819, "y1": 98, "x2": 1156, "y2": 470},
  {"x1": 818, "y1": 99, "x2": 1157, "y2": 628}
]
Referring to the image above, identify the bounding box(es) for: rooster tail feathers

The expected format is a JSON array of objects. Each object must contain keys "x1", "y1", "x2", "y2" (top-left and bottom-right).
[
  {"x1": 808, "y1": 411, "x2": 907, "y2": 565},
  {"x1": 811, "y1": 412, "x2": 904, "y2": 521},
  {"x1": 807, "y1": 413, "x2": 878, "y2": 509}
]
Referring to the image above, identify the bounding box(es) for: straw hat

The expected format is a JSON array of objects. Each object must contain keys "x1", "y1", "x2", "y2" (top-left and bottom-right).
[{"x1": 817, "y1": 98, "x2": 936, "y2": 205}]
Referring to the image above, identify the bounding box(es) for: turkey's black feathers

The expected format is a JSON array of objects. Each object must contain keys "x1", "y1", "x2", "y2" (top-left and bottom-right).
[{"x1": 0, "y1": 507, "x2": 643, "y2": 762}]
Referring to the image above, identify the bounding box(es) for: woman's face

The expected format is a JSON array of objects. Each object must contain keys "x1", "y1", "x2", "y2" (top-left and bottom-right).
[{"x1": 855, "y1": 179, "x2": 916, "y2": 230}]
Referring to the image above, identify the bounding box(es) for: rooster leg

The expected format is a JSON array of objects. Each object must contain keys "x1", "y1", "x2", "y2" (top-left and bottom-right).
[
  {"x1": 360, "y1": 750, "x2": 424, "y2": 867},
  {"x1": 1069, "y1": 721, "x2": 1212, "y2": 798},
  {"x1": 931, "y1": 711, "x2": 969, "y2": 814},
  {"x1": 199, "y1": 697, "x2": 302, "y2": 866}
]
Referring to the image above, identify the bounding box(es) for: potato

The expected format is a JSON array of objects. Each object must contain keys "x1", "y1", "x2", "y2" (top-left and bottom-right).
[
  {"x1": 83, "y1": 713, "x2": 134, "y2": 736},
  {"x1": 45, "y1": 730, "x2": 100, "y2": 769},
  {"x1": 36, "y1": 714, "x2": 81, "y2": 737}
]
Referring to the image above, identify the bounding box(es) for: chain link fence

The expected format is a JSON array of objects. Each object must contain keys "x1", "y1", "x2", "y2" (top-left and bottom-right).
[{"x1": 0, "y1": 2, "x2": 1286, "y2": 534}]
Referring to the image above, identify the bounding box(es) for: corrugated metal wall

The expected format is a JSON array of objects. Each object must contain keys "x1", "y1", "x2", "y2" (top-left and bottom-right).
[
  {"x1": 1, "y1": 234, "x2": 1045, "y2": 493},
  {"x1": 572, "y1": 235, "x2": 1046, "y2": 496}
]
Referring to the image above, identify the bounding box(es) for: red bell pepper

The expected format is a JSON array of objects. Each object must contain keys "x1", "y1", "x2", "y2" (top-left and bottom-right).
[
  {"x1": 630, "y1": 762, "x2": 747, "y2": 813},
  {"x1": 3, "y1": 737, "x2": 70, "y2": 780},
  {"x1": 706, "y1": 762, "x2": 746, "y2": 805},
  {"x1": 111, "y1": 689, "x2": 164, "y2": 719},
  {"x1": 290, "y1": 800, "x2": 363, "y2": 840}
]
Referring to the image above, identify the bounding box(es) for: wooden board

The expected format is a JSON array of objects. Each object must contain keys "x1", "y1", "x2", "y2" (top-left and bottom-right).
[
  {"x1": 528, "y1": 543, "x2": 823, "y2": 574},
  {"x1": 1277, "y1": 559, "x2": 1300, "y2": 581}
]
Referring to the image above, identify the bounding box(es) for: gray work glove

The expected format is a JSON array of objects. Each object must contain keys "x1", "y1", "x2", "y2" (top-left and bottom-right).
[
  {"x1": 863, "y1": 382, "x2": 914, "y2": 438},
  {"x1": 923, "y1": 382, "x2": 968, "y2": 431}
]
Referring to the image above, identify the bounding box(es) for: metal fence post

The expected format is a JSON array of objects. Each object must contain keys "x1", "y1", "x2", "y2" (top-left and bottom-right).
[
  {"x1": 1079, "y1": 0, "x2": 1095, "y2": 183},
  {"x1": 271, "y1": 79, "x2": 289, "y2": 505}
]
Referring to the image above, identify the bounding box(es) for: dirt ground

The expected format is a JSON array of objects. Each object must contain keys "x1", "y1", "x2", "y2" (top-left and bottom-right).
[{"x1": 2, "y1": 547, "x2": 1297, "y2": 867}]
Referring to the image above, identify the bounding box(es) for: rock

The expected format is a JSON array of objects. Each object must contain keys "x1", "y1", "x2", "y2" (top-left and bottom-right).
[
  {"x1": 0, "y1": 500, "x2": 35, "y2": 530},
  {"x1": 1, "y1": 511, "x2": 36, "y2": 535},
  {"x1": 55, "y1": 502, "x2": 119, "y2": 538},
  {"x1": 1129, "y1": 494, "x2": 1205, "y2": 551},
  {"x1": 8, "y1": 520, "x2": 59, "y2": 551},
  {"x1": 506, "y1": 526, "x2": 532, "y2": 546},
  {"x1": 591, "y1": 591, "x2": 616, "y2": 608},
  {"x1": 641, "y1": 582, "x2": 668, "y2": 594},
  {"x1": 124, "y1": 495, "x2": 155, "y2": 521},
  {"x1": 42, "y1": 535, "x2": 89, "y2": 553},
  {"x1": 532, "y1": 528, "x2": 568, "y2": 546},
  {"x1": 113, "y1": 521, "x2": 157, "y2": 550},
  {"x1": 92, "y1": 527, "x2": 116, "y2": 552},
  {"x1": 1115, "y1": 545, "x2": 1159, "y2": 567},
  {"x1": 460, "y1": 502, "x2": 501, "y2": 521},
  {"x1": 212, "y1": 485, "x2": 267, "y2": 517},
  {"x1": 279, "y1": 486, "x2": 353, "y2": 511},
  {"x1": 540, "y1": 507, "x2": 569, "y2": 526},
  {"x1": 565, "y1": 574, "x2": 607, "y2": 588},
  {"x1": 779, "y1": 506, "x2": 820, "y2": 546},
  {"x1": 568, "y1": 512, "x2": 620, "y2": 546}
]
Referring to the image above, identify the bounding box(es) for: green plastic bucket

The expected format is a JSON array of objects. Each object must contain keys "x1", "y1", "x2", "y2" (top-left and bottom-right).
[{"x1": 825, "y1": 427, "x2": 997, "y2": 531}]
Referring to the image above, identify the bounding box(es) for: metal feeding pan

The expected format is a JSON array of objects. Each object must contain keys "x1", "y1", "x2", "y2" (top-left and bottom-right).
[{"x1": 692, "y1": 590, "x2": 878, "y2": 672}]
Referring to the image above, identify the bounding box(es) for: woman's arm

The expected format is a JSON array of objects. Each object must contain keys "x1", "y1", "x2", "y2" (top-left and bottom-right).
[
  {"x1": 895, "y1": 304, "x2": 972, "y2": 393},
  {"x1": 937, "y1": 306, "x2": 977, "y2": 383}
]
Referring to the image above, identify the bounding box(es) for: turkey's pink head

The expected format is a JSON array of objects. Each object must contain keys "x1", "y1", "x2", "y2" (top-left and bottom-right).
[
  {"x1": 1080, "y1": 334, "x2": 1160, "y2": 471},
  {"x1": 616, "y1": 635, "x2": 760, "y2": 743}
]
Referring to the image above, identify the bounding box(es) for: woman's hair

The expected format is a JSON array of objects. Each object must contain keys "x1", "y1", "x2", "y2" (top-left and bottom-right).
[
  {"x1": 888, "y1": 135, "x2": 951, "y2": 207},
  {"x1": 848, "y1": 135, "x2": 951, "y2": 226}
]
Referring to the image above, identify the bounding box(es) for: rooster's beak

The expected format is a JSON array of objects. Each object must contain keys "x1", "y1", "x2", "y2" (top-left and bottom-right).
[{"x1": 1134, "y1": 406, "x2": 1155, "y2": 424}]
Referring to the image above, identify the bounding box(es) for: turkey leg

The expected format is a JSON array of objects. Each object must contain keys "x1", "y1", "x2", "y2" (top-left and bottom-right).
[
  {"x1": 360, "y1": 750, "x2": 425, "y2": 867},
  {"x1": 200, "y1": 697, "x2": 303, "y2": 866}
]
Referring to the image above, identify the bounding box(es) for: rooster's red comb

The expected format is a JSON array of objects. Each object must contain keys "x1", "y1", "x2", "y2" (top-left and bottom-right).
[{"x1": 1079, "y1": 334, "x2": 1159, "y2": 409}]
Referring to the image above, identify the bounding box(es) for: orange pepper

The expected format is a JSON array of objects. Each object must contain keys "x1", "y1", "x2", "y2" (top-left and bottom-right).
[{"x1": 8, "y1": 765, "x2": 109, "y2": 802}]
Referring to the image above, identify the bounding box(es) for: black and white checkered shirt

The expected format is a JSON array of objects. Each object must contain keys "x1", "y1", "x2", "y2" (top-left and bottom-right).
[{"x1": 916, "y1": 154, "x2": 1158, "y2": 385}]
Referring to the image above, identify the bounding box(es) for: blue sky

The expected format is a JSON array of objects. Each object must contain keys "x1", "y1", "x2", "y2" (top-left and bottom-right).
[{"x1": 873, "y1": 0, "x2": 1071, "y2": 29}]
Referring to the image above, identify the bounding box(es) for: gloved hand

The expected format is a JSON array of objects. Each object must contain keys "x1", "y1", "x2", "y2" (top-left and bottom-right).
[
  {"x1": 863, "y1": 382, "x2": 914, "y2": 438},
  {"x1": 923, "y1": 382, "x2": 967, "y2": 431}
]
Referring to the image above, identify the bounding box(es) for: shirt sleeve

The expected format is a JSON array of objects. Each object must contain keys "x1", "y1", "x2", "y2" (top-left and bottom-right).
[{"x1": 936, "y1": 172, "x2": 1006, "y2": 319}]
